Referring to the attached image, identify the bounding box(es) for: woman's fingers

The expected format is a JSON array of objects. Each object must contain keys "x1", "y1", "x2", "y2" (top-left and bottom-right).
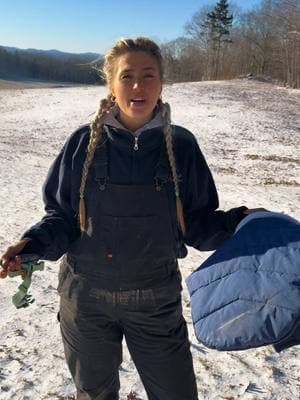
[
  {"x1": 0, "y1": 250, "x2": 12, "y2": 278},
  {"x1": 0, "y1": 255, "x2": 22, "y2": 278},
  {"x1": 8, "y1": 256, "x2": 22, "y2": 271},
  {"x1": 0, "y1": 240, "x2": 28, "y2": 278},
  {"x1": 0, "y1": 267, "x2": 8, "y2": 279}
]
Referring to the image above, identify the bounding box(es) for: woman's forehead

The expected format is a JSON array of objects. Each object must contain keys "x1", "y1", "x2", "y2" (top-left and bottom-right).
[{"x1": 115, "y1": 51, "x2": 159, "y2": 73}]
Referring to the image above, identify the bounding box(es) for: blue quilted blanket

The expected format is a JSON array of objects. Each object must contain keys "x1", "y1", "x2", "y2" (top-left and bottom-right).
[{"x1": 186, "y1": 212, "x2": 300, "y2": 351}]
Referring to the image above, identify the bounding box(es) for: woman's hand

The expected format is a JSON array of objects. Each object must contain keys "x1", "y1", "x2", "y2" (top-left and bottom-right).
[{"x1": 0, "y1": 239, "x2": 30, "y2": 278}]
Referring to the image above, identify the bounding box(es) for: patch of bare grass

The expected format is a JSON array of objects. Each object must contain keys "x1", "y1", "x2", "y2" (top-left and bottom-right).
[
  {"x1": 245, "y1": 154, "x2": 300, "y2": 165},
  {"x1": 213, "y1": 166, "x2": 238, "y2": 174},
  {"x1": 261, "y1": 178, "x2": 300, "y2": 186}
]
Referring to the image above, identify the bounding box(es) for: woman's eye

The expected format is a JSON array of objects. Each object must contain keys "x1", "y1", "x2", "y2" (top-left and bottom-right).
[
  {"x1": 144, "y1": 74, "x2": 155, "y2": 79},
  {"x1": 121, "y1": 75, "x2": 131, "y2": 80}
]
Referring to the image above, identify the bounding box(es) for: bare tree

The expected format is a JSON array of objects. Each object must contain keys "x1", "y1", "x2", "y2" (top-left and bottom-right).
[
  {"x1": 161, "y1": 37, "x2": 205, "y2": 82},
  {"x1": 274, "y1": 0, "x2": 300, "y2": 87}
]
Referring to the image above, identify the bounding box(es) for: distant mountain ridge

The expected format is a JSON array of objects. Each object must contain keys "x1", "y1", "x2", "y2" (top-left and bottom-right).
[
  {"x1": 0, "y1": 45, "x2": 104, "y2": 84},
  {"x1": 1, "y1": 45, "x2": 102, "y2": 61}
]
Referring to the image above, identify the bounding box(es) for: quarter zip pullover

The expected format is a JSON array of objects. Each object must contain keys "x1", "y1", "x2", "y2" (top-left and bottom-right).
[{"x1": 21, "y1": 120, "x2": 247, "y2": 260}]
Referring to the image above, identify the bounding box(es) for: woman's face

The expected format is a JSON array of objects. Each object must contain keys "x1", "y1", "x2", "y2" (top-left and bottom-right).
[{"x1": 109, "y1": 51, "x2": 162, "y2": 131}]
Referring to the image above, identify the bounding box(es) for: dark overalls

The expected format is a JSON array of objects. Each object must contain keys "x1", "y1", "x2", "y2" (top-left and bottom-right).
[{"x1": 57, "y1": 137, "x2": 198, "y2": 400}]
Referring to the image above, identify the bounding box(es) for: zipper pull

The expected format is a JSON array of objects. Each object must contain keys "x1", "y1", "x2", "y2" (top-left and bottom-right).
[{"x1": 134, "y1": 137, "x2": 139, "y2": 151}]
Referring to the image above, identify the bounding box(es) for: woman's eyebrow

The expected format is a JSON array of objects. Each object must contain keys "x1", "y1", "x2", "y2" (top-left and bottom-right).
[{"x1": 120, "y1": 67, "x2": 156, "y2": 74}]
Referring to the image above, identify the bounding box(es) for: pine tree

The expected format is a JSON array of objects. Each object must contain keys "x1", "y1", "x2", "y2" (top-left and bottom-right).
[
  {"x1": 207, "y1": 0, "x2": 233, "y2": 42},
  {"x1": 205, "y1": 0, "x2": 233, "y2": 79}
]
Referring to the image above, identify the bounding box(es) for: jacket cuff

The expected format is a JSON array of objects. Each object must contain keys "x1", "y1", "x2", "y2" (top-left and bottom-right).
[
  {"x1": 225, "y1": 206, "x2": 248, "y2": 233},
  {"x1": 19, "y1": 236, "x2": 45, "y2": 257}
]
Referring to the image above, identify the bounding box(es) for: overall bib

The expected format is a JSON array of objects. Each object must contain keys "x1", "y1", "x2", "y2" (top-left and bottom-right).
[{"x1": 57, "y1": 138, "x2": 198, "y2": 400}]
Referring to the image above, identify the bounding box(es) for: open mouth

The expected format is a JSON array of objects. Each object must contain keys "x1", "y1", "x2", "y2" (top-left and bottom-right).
[{"x1": 130, "y1": 98, "x2": 146, "y2": 104}]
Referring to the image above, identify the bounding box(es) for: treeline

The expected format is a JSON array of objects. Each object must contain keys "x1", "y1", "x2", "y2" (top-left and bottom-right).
[
  {"x1": 161, "y1": 0, "x2": 300, "y2": 88},
  {"x1": 0, "y1": 47, "x2": 103, "y2": 84}
]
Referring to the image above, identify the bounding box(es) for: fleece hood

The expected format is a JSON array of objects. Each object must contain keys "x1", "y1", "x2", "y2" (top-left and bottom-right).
[{"x1": 103, "y1": 105, "x2": 164, "y2": 137}]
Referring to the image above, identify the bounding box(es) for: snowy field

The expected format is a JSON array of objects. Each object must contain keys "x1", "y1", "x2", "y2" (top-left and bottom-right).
[{"x1": 0, "y1": 79, "x2": 299, "y2": 400}]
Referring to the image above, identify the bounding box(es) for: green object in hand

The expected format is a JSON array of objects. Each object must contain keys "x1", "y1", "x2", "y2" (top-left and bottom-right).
[{"x1": 6, "y1": 255, "x2": 44, "y2": 309}]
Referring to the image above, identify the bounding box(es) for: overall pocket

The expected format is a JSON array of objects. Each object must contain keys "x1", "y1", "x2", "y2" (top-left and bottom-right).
[
  {"x1": 57, "y1": 256, "x2": 70, "y2": 294},
  {"x1": 57, "y1": 255, "x2": 79, "y2": 298}
]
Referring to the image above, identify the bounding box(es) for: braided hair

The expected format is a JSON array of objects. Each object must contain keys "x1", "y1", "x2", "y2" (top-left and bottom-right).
[
  {"x1": 78, "y1": 95, "x2": 115, "y2": 231},
  {"x1": 160, "y1": 100, "x2": 186, "y2": 235}
]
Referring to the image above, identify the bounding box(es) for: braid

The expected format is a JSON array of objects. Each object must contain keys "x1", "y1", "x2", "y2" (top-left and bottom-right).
[
  {"x1": 79, "y1": 95, "x2": 115, "y2": 232},
  {"x1": 160, "y1": 101, "x2": 186, "y2": 236}
]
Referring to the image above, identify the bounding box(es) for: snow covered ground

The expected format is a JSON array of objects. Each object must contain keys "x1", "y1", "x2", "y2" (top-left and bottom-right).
[{"x1": 0, "y1": 79, "x2": 299, "y2": 400}]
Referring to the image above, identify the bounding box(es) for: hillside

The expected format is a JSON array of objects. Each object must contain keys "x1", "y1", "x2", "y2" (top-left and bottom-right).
[{"x1": 0, "y1": 79, "x2": 299, "y2": 400}]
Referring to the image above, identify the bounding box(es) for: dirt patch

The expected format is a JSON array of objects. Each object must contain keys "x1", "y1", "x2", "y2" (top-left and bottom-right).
[
  {"x1": 213, "y1": 166, "x2": 238, "y2": 174},
  {"x1": 246, "y1": 154, "x2": 300, "y2": 165},
  {"x1": 261, "y1": 178, "x2": 300, "y2": 186}
]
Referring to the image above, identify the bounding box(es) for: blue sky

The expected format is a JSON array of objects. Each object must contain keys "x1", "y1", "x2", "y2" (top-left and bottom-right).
[{"x1": 0, "y1": 0, "x2": 262, "y2": 54}]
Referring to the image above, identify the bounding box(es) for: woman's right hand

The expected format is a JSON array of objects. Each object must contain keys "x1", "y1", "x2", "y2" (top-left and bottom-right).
[{"x1": 0, "y1": 239, "x2": 30, "y2": 278}]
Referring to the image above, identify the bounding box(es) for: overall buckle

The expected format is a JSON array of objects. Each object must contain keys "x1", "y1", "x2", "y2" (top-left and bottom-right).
[
  {"x1": 95, "y1": 177, "x2": 108, "y2": 191},
  {"x1": 155, "y1": 177, "x2": 167, "y2": 191}
]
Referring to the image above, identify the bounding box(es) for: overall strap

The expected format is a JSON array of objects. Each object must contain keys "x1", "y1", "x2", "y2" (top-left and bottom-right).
[
  {"x1": 155, "y1": 142, "x2": 172, "y2": 191},
  {"x1": 93, "y1": 135, "x2": 172, "y2": 191},
  {"x1": 93, "y1": 134, "x2": 109, "y2": 190}
]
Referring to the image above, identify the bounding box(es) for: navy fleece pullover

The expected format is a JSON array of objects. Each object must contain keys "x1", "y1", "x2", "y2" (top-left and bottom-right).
[{"x1": 21, "y1": 123, "x2": 246, "y2": 260}]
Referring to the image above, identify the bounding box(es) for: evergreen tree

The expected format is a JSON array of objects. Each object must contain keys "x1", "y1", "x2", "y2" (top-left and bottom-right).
[
  {"x1": 205, "y1": 0, "x2": 233, "y2": 79},
  {"x1": 207, "y1": 0, "x2": 233, "y2": 43}
]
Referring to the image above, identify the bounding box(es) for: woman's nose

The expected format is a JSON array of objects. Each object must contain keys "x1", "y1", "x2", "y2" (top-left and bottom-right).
[{"x1": 133, "y1": 79, "x2": 143, "y2": 89}]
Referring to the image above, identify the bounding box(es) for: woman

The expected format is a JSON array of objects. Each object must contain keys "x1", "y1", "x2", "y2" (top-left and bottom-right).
[{"x1": 0, "y1": 37, "x2": 251, "y2": 400}]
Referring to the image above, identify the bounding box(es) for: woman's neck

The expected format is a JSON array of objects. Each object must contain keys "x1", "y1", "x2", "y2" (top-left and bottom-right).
[{"x1": 117, "y1": 111, "x2": 154, "y2": 132}]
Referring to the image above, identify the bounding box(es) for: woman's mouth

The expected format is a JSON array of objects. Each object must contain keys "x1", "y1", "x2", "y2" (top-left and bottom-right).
[{"x1": 130, "y1": 98, "x2": 146, "y2": 105}]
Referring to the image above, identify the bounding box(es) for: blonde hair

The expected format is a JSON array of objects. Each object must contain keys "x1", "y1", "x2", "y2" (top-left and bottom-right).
[{"x1": 79, "y1": 37, "x2": 186, "y2": 235}]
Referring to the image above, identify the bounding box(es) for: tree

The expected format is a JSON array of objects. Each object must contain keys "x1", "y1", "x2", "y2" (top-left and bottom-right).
[
  {"x1": 207, "y1": 0, "x2": 233, "y2": 41},
  {"x1": 185, "y1": 5, "x2": 214, "y2": 49},
  {"x1": 236, "y1": 0, "x2": 300, "y2": 87},
  {"x1": 161, "y1": 37, "x2": 205, "y2": 82},
  {"x1": 205, "y1": 0, "x2": 233, "y2": 79},
  {"x1": 273, "y1": 0, "x2": 300, "y2": 87}
]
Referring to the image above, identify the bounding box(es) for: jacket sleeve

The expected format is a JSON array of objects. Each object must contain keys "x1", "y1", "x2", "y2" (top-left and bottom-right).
[
  {"x1": 20, "y1": 128, "x2": 88, "y2": 260},
  {"x1": 174, "y1": 127, "x2": 247, "y2": 251}
]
